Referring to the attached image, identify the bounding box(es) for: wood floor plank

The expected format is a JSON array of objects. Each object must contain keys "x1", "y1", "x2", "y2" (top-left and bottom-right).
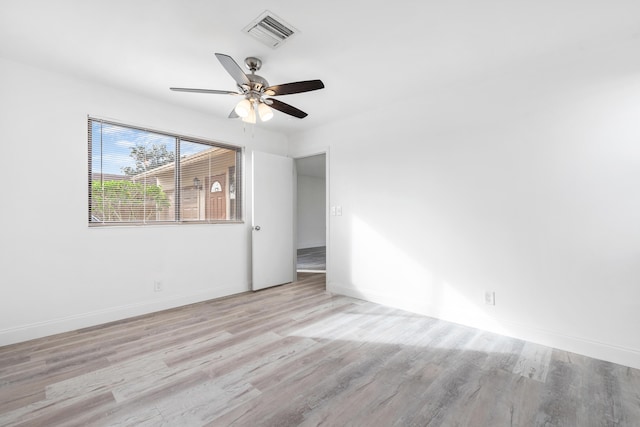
[
  {"x1": 1, "y1": 391, "x2": 115, "y2": 427},
  {"x1": 512, "y1": 341, "x2": 553, "y2": 383},
  {"x1": 575, "y1": 358, "x2": 629, "y2": 426},
  {"x1": 1, "y1": 273, "x2": 639, "y2": 426},
  {"x1": 0, "y1": 387, "x2": 45, "y2": 415},
  {"x1": 163, "y1": 331, "x2": 283, "y2": 371},
  {"x1": 210, "y1": 341, "x2": 405, "y2": 426},
  {"x1": 202, "y1": 336, "x2": 320, "y2": 391}
]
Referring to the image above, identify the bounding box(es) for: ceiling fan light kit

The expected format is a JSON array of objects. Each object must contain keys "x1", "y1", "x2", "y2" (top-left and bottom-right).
[
  {"x1": 258, "y1": 102, "x2": 274, "y2": 121},
  {"x1": 242, "y1": 104, "x2": 257, "y2": 124},
  {"x1": 170, "y1": 53, "x2": 324, "y2": 124},
  {"x1": 234, "y1": 98, "x2": 252, "y2": 118}
]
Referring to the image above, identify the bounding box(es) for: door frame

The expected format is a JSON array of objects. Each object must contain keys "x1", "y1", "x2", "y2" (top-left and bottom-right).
[{"x1": 292, "y1": 148, "x2": 330, "y2": 283}]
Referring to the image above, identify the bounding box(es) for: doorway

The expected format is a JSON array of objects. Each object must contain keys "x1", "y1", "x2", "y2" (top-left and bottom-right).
[{"x1": 295, "y1": 154, "x2": 326, "y2": 274}]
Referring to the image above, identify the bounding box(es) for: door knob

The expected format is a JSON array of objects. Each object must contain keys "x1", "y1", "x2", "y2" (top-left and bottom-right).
[{"x1": 254, "y1": 225, "x2": 261, "y2": 231}]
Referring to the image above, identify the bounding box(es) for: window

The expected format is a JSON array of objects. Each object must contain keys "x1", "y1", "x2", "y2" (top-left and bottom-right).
[{"x1": 89, "y1": 118, "x2": 242, "y2": 225}]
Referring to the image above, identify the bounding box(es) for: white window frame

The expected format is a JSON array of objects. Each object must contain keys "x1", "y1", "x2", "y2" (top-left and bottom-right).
[{"x1": 88, "y1": 117, "x2": 243, "y2": 226}]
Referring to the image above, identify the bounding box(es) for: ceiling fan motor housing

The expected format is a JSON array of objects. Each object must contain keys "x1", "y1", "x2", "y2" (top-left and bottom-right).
[{"x1": 243, "y1": 74, "x2": 269, "y2": 93}]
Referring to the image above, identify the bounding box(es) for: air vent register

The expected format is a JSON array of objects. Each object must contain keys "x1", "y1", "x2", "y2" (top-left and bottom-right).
[{"x1": 243, "y1": 11, "x2": 298, "y2": 49}]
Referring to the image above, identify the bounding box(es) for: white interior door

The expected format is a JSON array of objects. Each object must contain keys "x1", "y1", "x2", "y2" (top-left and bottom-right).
[{"x1": 252, "y1": 151, "x2": 294, "y2": 291}]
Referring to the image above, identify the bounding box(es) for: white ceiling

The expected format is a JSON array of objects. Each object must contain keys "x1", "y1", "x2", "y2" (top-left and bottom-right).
[{"x1": 1, "y1": 1, "x2": 640, "y2": 136}]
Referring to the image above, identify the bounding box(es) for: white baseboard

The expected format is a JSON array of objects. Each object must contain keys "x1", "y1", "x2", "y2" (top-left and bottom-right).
[
  {"x1": 328, "y1": 282, "x2": 640, "y2": 370},
  {"x1": 0, "y1": 285, "x2": 244, "y2": 347}
]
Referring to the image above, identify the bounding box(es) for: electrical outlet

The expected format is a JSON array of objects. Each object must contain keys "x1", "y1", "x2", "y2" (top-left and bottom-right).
[
  {"x1": 154, "y1": 281, "x2": 163, "y2": 292},
  {"x1": 484, "y1": 291, "x2": 495, "y2": 305}
]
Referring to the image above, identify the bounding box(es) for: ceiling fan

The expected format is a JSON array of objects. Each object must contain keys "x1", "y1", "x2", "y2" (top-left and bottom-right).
[{"x1": 170, "y1": 53, "x2": 325, "y2": 123}]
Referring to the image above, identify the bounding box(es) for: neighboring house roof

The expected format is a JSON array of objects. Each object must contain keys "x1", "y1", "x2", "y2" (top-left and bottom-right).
[
  {"x1": 132, "y1": 146, "x2": 227, "y2": 180},
  {"x1": 91, "y1": 173, "x2": 129, "y2": 181}
]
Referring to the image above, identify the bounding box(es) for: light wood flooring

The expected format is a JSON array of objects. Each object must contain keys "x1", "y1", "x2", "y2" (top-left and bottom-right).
[{"x1": 1, "y1": 273, "x2": 639, "y2": 426}]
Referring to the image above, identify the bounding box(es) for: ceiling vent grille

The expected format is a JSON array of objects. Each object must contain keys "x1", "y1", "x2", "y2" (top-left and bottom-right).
[{"x1": 243, "y1": 11, "x2": 298, "y2": 49}]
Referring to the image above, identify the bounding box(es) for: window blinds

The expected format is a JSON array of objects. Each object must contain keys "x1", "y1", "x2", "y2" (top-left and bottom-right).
[{"x1": 88, "y1": 118, "x2": 242, "y2": 225}]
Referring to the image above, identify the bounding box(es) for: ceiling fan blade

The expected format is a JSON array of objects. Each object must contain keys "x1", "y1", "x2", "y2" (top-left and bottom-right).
[
  {"x1": 170, "y1": 87, "x2": 239, "y2": 95},
  {"x1": 228, "y1": 108, "x2": 239, "y2": 119},
  {"x1": 264, "y1": 80, "x2": 325, "y2": 96},
  {"x1": 215, "y1": 53, "x2": 251, "y2": 87},
  {"x1": 268, "y1": 98, "x2": 308, "y2": 119}
]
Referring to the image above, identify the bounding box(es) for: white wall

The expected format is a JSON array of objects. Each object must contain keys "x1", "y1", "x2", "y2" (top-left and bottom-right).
[
  {"x1": 296, "y1": 174, "x2": 326, "y2": 249},
  {"x1": 0, "y1": 56, "x2": 288, "y2": 345},
  {"x1": 289, "y1": 39, "x2": 640, "y2": 369}
]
